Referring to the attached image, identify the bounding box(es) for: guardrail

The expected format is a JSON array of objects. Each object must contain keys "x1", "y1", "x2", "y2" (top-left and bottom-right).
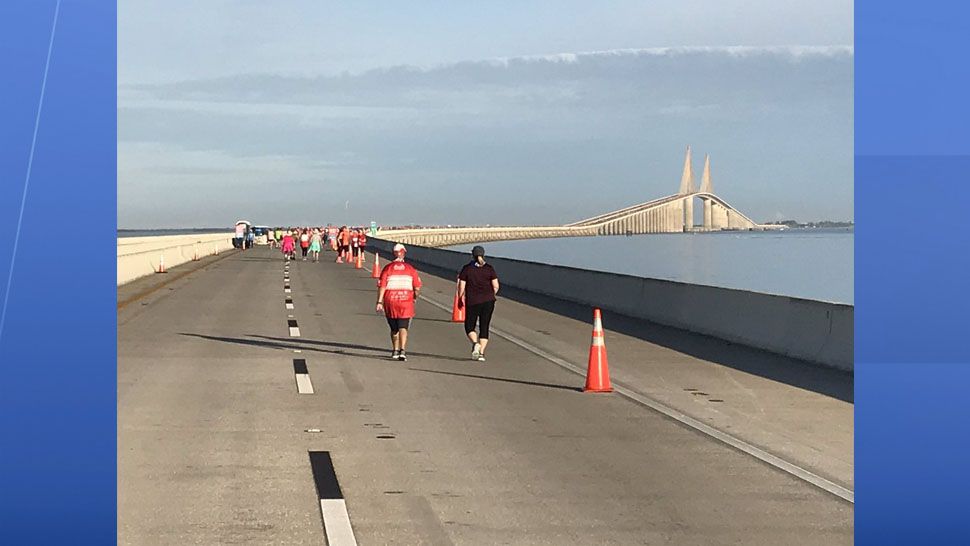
[
  {"x1": 117, "y1": 233, "x2": 234, "y2": 285},
  {"x1": 368, "y1": 238, "x2": 853, "y2": 372}
]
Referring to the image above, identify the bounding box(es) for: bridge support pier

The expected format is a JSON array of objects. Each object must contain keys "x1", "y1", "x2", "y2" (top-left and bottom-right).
[{"x1": 683, "y1": 197, "x2": 694, "y2": 232}]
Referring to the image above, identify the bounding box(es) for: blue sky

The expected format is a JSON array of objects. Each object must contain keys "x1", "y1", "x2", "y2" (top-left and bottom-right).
[{"x1": 118, "y1": 1, "x2": 853, "y2": 228}]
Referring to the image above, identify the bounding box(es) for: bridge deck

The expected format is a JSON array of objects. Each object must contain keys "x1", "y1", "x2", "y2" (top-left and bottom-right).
[{"x1": 118, "y1": 247, "x2": 852, "y2": 544}]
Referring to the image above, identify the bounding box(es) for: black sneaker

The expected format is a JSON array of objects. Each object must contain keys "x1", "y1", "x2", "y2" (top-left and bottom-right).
[
  {"x1": 398, "y1": 351, "x2": 407, "y2": 362},
  {"x1": 391, "y1": 350, "x2": 399, "y2": 360}
]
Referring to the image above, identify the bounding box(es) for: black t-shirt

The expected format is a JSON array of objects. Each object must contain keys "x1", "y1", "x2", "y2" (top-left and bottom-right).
[{"x1": 458, "y1": 261, "x2": 498, "y2": 306}]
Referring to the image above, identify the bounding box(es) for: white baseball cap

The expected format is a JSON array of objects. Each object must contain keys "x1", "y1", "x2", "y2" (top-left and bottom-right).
[{"x1": 393, "y1": 243, "x2": 407, "y2": 253}]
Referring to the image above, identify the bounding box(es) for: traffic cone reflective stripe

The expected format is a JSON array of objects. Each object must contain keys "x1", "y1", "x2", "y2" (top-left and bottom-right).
[
  {"x1": 584, "y1": 308, "x2": 613, "y2": 392},
  {"x1": 371, "y1": 253, "x2": 381, "y2": 278}
]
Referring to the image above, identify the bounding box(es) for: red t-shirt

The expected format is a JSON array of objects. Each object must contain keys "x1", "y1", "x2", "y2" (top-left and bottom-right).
[{"x1": 379, "y1": 261, "x2": 422, "y2": 318}]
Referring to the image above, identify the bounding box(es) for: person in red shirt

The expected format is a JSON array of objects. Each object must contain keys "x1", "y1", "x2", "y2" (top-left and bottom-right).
[{"x1": 376, "y1": 243, "x2": 422, "y2": 361}]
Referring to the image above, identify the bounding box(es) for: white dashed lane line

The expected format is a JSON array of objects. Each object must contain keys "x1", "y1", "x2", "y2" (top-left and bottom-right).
[
  {"x1": 293, "y1": 358, "x2": 314, "y2": 394},
  {"x1": 309, "y1": 451, "x2": 358, "y2": 546}
]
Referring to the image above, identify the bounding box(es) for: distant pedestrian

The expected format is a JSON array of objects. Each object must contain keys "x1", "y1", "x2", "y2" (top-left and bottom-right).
[
  {"x1": 350, "y1": 229, "x2": 361, "y2": 260},
  {"x1": 309, "y1": 229, "x2": 322, "y2": 262},
  {"x1": 299, "y1": 229, "x2": 310, "y2": 260},
  {"x1": 281, "y1": 230, "x2": 296, "y2": 261},
  {"x1": 376, "y1": 243, "x2": 422, "y2": 361},
  {"x1": 339, "y1": 226, "x2": 351, "y2": 261},
  {"x1": 458, "y1": 245, "x2": 499, "y2": 362}
]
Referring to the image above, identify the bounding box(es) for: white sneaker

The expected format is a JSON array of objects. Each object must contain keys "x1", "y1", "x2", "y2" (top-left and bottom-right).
[
  {"x1": 471, "y1": 343, "x2": 481, "y2": 360},
  {"x1": 398, "y1": 351, "x2": 407, "y2": 362},
  {"x1": 477, "y1": 355, "x2": 486, "y2": 362}
]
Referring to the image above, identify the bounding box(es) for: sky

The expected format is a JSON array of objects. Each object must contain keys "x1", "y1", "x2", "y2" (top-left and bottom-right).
[{"x1": 118, "y1": 1, "x2": 853, "y2": 228}]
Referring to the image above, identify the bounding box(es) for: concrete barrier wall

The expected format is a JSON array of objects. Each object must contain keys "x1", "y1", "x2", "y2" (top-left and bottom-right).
[
  {"x1": 117, "y1": 233, "x2": 234, "y2": 285},
  {"x1": 369, "y1": 238, "x2": 853, "y2": 372}
]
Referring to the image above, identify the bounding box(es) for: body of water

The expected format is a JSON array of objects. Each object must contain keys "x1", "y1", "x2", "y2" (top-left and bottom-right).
[{"x1": 447, "y1": 228, "x2": 853, "y2": 304}]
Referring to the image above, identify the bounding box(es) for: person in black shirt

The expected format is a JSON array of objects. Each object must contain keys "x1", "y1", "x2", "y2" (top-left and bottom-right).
[{"x1": 457, "y1": 245, "x2": 499, "y2": 362}]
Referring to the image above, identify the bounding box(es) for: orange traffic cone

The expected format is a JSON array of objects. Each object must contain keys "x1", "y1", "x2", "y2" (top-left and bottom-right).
[
  {"x1": 355, "y1": 251, "x2": 363, "y2": 269},
  {"x1": 371, "y1": 252, "x2": 381, "y2": 278},
  {"x1": 157, "y1": 254, "x2": 167, "y2": 274},
  {"x1": 584, "y1": 308, "x2": 613, "y2": 392},
  {"x1": 451, "y1": 281, "x2": 465, "y2": 322}
]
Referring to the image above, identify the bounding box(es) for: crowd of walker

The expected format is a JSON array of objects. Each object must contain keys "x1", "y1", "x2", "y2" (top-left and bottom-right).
[
  {"x1": 260, "y1": 224, "x2": 611, "y2": 389},
  {"x1": 264, "y1": 225, "x2": 368, "y2": 264}
]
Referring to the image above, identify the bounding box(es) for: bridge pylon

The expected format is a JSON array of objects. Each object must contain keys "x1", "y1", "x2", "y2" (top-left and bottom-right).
[
  {"x1": 701, "y1": 154, "x2": 713, "y2": 230},
  {"x1": 678, "y1": 145, "x2": 696, "y2": 195},
  {"x1": 679, "y1": 146, "x2": 697, "y2": 231}
]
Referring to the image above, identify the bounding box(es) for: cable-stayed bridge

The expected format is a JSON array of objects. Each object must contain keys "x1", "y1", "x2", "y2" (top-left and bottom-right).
[{"x1": 377, "y1": 147, "x2": 768, "y2": 247}]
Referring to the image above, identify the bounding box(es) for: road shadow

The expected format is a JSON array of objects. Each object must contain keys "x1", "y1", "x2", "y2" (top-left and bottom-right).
[
  {"x1": 409, "y1": 367, "x2": 581, "y2": 392},
  {"x1": 383, "y1": 254, "x2": 854, "y2": 403},
  {"x1": 179, "y1": 333, "x2": 381, "y2": 360},
  {"x1": 247, "y1": 334, "x2": 468, "y2": 362}
]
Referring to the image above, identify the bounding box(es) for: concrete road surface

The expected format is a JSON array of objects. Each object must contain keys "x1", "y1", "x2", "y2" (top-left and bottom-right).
[{"x1": 118, "y1": 247, "x2": 852, "y2": 545}]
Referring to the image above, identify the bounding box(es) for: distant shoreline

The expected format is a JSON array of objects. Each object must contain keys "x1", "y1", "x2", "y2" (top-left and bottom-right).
[{"x1": 762, "y1": 221, "x2": 854, "y2": 229}]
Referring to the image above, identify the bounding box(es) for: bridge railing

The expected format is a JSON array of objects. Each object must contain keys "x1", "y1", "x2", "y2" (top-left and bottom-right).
[{"x1": 117, "y1": 233, "x2": 234, "y2": 285}]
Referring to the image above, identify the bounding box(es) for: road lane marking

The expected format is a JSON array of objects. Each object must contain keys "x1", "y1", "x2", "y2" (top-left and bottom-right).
[
  {"x1": 417, "y1": 294, "x2": 854, "y2": 503},
  {"x1": 288, "y1": 319, "x2": 301, "y2": 337},
  {"x1": 294, "y1": 358, "x2": 314, "y2": 394},
  {"x1": 309, "y1": 451, "x2": 358, "y2": 546}
]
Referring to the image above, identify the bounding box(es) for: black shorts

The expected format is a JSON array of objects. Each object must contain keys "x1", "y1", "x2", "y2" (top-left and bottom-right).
[{"x1": 386, "y1": 317, "x2": 411, "y2": 333}]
